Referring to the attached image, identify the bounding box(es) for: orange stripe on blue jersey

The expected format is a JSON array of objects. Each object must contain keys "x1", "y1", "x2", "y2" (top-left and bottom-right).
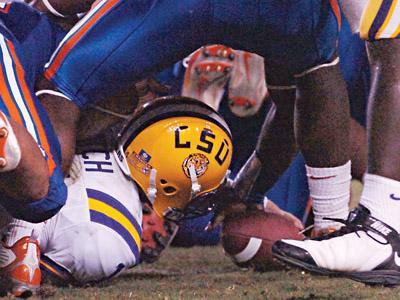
[
  {"x1": 0, "y1": 36, "x2": 42, "y2": 136},
  {"x1": 360, "y1": 0, "x2": 400, "y2": 40},
  {"x1": 45, "y1": 0, "x2": 121, "y2": 81},
  {"x1": 87, "y1": 188, "x2": 141, "y2": 261},
  {"x1": 2, "y1": 38, "x2": 57, "y2": 174},
  {"x1": 329, "y1": 0, "x2": 342, "y2": 30},
  {"x1": 0, "y1": 54, "x2": 23, "y2": 125}
]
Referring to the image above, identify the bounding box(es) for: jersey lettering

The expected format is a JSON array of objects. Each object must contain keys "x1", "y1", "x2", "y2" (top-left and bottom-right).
[{"x1": 82, "y1": 152, "x2": 114, "y2": 173}]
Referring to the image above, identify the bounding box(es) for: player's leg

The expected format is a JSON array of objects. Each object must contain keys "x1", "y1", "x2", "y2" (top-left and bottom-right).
[
  {"x1": 273, "y1": 1, "x2": 350, "y2": 234},
  {"x1": 361, "y1": 41, "x2": 400, "y2": 221},
  {"x1": 273, "y1": 1, "x2": 400, "y2": 285},
  {"x1": 295, "y1": 59, "x2": 352, "y2": 234},
  {"x1": 234, "y1": 1, "x2": 352, "y2": 234},
  {"x1": 44, "y1": 0, "x2": 212, "y2": 108}
]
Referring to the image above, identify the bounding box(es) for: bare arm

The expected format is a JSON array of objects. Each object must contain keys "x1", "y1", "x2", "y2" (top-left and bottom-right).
[{"x1": 232, "y1": 89, "x2": 297, "y2": 200}]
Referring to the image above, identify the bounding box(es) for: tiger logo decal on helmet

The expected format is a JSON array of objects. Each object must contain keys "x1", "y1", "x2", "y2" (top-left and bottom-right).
[{"x1": 182, "y1": 153, "x2": 209, "y2": 179}]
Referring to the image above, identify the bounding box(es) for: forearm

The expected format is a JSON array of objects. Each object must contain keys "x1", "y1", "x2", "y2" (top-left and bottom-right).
[
  {"x1": 233, "y1": 89, "x2": 297, "y2": 199},
  {"x1": 252, "y1": 89, "x2": 297, "y2": 193}
]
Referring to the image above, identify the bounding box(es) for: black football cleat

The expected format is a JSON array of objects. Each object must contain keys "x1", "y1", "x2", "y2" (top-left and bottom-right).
[{"x1": 272, "y1": 205, "x2": 400, "y2": 286}]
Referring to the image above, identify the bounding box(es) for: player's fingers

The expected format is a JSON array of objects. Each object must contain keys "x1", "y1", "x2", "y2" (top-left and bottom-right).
[{"x1": 282, "y1": 212, "x2": 304, "y2": 230}]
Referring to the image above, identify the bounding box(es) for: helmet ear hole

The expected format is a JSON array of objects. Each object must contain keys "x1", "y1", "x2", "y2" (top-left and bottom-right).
[
  {"x1": 160, "y1": 179, "x2": 168, "y2": 185},
  {"x1": 163, "y1": 186, "x2": 177, "y2": 195}
]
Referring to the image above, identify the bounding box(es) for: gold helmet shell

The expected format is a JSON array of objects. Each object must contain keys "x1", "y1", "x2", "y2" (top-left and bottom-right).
[{"x1": 121, "y1": 96, "x2": 233, "y2": 219}]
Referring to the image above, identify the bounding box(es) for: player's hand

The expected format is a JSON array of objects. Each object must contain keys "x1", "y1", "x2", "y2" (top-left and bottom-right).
[
  {"x1": 264, "y1": 200, "x2": 304, "y2": 230},
  {"x1": 140, "y1": 203, "x2": 178, "y2": 264},
  {"x1": 205, "y1": 181, "x2": 304, "y2": 232}
]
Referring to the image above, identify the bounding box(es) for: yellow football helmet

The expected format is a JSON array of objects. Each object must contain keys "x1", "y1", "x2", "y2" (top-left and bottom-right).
[{"x1": 120, "y1": 96, "x2": 233, "y2": 220}]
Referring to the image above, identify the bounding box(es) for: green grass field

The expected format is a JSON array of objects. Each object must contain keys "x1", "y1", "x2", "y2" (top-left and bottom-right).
[{"x1": 12, "y1": 245, "x2": 400, "y2": 299}]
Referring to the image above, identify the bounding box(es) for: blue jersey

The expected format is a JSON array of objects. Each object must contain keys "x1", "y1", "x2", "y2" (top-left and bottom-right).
[
  {"x1": 0, "y1": 2, "x2": 64, "y2": 86},
  {"x1": 44, "y1": 0, "x2": 341, "y2": 108},
  {"x1": 0, "y1": 2, "x2": 67, "y2": 222}
]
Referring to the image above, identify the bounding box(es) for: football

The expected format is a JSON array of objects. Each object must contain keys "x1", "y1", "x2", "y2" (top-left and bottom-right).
[{"x1": 221, "y1": 210, "x2": 304, "y2": 271}]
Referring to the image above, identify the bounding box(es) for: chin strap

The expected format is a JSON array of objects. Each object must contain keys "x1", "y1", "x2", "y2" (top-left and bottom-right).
[
  {"x1": 147, "y1": 168, "x2": 157, "y2": 205},
  {"x1": 188, "y1": 165, "x2": 201, "y2": 195}
]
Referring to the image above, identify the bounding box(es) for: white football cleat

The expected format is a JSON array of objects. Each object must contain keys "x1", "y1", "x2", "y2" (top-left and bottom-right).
[
  {"x1": 0, "y1": 112, "x2": 21, "y2": 172},
  {"x1": 182, "y1": 44, "x2": 235, "y2": 110},
  {"x1": 272, "y1": 206, "x2": 400, "y2": 286}
]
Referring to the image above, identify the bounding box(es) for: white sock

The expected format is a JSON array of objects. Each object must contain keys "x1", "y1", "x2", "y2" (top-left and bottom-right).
[
  {"x1": 360, "y1": 173, "x2": 400, "y2": 232},
  {"x1": 306, "y1": 161, "x2": 351, "y2": 229},
  {"x1": 1, "y1": 219, "x2": 35, "y2": 247}
]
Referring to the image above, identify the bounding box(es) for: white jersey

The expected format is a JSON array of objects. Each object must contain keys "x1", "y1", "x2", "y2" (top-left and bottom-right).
[{"x1": 4, "y1": 151, "x2": 143, "y2": 283}]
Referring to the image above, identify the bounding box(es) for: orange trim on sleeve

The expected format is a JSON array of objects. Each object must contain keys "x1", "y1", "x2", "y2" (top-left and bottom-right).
[
  {"x1": 0, "y1": 66, "x2": 23, "y2": 125},
  {"x1": 45, "y1": 0, "x2": 120, "y2": 80},
  {"x1": 329, "y1": 0, "x2": 342, "y2": 30},
  {"x1": 7, "y1": 41, "x2": 56, "y2": 174},
  {"x1": 0, "y1": 3, "x2": 11, "y2": 13}
]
